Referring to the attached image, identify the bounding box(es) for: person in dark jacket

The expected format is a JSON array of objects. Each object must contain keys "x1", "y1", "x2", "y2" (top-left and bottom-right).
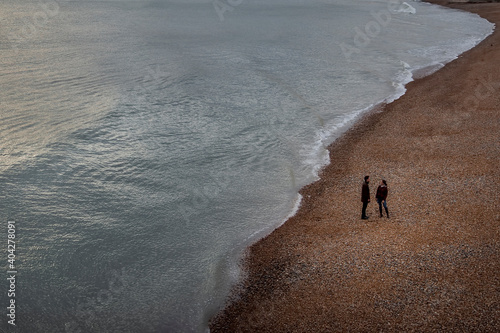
[
  {"x1": 361, "y1": 175, "x2": 370, "y2": 219},
  {"x1": 375, "y1": 179, "x2": 389, "y2": 218}
]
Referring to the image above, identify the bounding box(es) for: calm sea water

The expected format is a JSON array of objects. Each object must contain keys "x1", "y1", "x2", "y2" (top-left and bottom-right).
[{"x1": 0, "y1": 0, "x2": 493, "y2": 332}]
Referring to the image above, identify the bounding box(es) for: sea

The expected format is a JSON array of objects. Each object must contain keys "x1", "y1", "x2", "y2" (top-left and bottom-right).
[{"x1": 0, "y1": 0, "x2": 494, "y2": 332}]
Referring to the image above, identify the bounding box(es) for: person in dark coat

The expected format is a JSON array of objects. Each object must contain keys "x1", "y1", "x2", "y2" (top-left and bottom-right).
[
  {"x1": 361, "y1": 175, "x2": 370, "y2": 219},
  {"x1": 375, "y1": 179, "x2": 389, "y2": 218}
]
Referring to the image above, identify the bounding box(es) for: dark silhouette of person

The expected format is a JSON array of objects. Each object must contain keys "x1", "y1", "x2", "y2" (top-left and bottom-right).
[
  {"x1": 376, "y1": 179, "x2": 389, "y2": 218},
  {"x1": 361, "y1": 175, "x2": 370, "y2": 219}
]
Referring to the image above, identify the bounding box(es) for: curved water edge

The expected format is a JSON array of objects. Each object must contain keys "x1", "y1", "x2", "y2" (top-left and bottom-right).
[
  {"x1": 205, "y1": 6, "x2": 495, "y2": 332},
  {"x1": 0, "y1": 1, "x2": 495, "y2": 332}
]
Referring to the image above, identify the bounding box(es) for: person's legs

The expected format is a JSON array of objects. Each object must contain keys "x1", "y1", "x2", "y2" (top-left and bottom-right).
[
  {"x1": 362, "y1": 201, "x2": 369, "y2": 219},
  {"x1": 383, "y1": 200, "x2": 389, "y2": 218},
  {"x1": 377, "y1": 198, "x2": 383, "y2": 217}
]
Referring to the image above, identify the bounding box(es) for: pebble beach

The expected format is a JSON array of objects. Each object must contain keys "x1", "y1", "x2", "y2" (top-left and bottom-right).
[{"x1": 209, "y1": 1, "x2": 500, "y2": 332}]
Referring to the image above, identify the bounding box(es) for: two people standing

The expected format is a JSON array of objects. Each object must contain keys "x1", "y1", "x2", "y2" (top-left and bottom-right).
[{"x1": 361, "y1": 175, "x2": 389, "y2": 219}]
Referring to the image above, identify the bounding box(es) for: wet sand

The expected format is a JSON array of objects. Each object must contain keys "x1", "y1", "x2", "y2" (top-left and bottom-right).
[{"x1": 210, "y1": 1, "x2": 500, "y2": 332}]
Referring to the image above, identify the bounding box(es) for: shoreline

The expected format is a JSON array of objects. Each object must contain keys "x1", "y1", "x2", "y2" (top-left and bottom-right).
[{"x1": 210, "y1": 1, "x2": 500, "y2": 332}]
